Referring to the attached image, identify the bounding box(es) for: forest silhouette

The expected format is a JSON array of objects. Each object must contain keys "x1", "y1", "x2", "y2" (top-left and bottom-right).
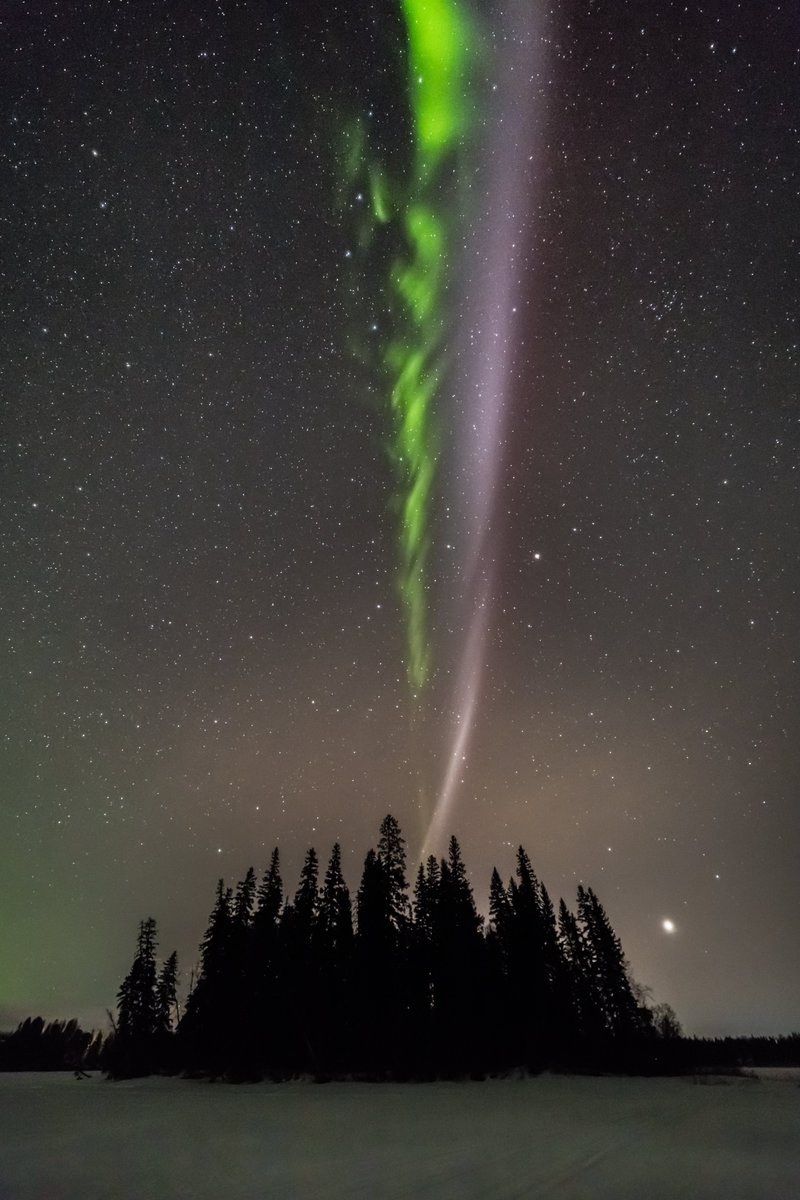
[
  {"x1": 109, "y1": 814, "x2": 684, "y2": 1079},
  {"x1": 4, "y1": 815, "x2": 797, "y2": 1080}
]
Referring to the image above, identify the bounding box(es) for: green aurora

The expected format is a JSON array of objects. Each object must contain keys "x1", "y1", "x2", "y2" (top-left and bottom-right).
[{"x1": 345, "y1": 0, "x2": 476, "y2": 695}]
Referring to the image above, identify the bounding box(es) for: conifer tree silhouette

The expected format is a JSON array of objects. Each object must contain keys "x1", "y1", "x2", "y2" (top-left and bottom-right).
[
  {"x1": 155, "y1": 950, "x2": 179, "y2": 1033},
  {"x1": 318, "y1": 842, "x2": 353, "y2": 960},
  {"x1": 316, "y1": 843, "x2": 355, "y2": 1072},
  {"x1": 506, "y1": 848, "x2": 553, "y2": 1067},
  {"x1": 377, "y1": 814, "x2": 410, "y2": 937},
  {"x1": 280, "y1": 847, "x2": 320, "y2": 1071},
  {"x1": 432, "y1": 836, "x2": 485, "y2": 1074},
  {"x1": 577, "y1": 885, "x2": 641, "y2": 1040},
  {"x1": 250, "y1": 848, "x2": 284, "y2": 1074},
  {"x1": 112, "y1": 917, "x2": 159, "y2": 1076},
  {"x1": 180, "y1": 880, "x2": 233, "y2": 1074},
  {"x1": 557, "y1": 897, "x2": 598, "y2": 1045},
  {"x1": 354, "y1": 817, "x2": 414, "y2": 1074},
  {"x1": 256, "y1": 847, "x2": 283, "y2": 927},
  {"x1": 111, "y1": 818, "x2": 673, "y2": 1080}
]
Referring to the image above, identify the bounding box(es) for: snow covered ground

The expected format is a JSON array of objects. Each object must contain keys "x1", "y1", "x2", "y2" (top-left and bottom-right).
[{"x1": 0, "y1": 1070, "x2": 798, "y2": 1199}]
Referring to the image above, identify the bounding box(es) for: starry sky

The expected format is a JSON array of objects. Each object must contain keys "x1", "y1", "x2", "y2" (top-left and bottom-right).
[{"x1": 2, "y1": 0, "x2": 798, "y2": 1038}]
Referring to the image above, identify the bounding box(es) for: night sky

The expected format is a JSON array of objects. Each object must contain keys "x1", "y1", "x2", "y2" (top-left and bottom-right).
[{"x1": 2, "y1": 0, "x2": 798, "y2": 1038}]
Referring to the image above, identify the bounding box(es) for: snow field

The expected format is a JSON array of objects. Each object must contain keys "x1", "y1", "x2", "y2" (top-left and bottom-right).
[{"x1": 0, "y1": 1071, "x2": 798, "y2": 1199}]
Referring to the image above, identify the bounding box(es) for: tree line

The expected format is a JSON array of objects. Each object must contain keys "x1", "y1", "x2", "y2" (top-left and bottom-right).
[
  {"x1": 0, "y1": 1017, "x2": 104, "y2": 1072},
  {"x1": 107, "y1": 815, "x2": 687, "y2": 1079}
]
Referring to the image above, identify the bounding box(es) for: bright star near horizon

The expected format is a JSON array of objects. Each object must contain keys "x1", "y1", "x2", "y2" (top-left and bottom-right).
[{"x1": 662, "y1": 919, "x2": 676, "y2": 933}]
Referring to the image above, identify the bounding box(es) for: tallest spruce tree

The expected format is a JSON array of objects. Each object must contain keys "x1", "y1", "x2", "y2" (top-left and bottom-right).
[{"x1": 355, "y1": 815, "x2": 413, "y2": 1074}]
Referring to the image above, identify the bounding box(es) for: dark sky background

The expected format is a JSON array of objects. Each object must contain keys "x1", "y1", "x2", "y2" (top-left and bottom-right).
[{"x1": 2, "y1": 0, "x2": 798, "y2": 1038}]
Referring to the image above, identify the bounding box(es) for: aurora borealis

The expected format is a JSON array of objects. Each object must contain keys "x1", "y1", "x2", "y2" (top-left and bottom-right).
[
  {"x1": 2, "y1": 0, "x2": 799, "y2": 1039},
  {"x1": 348, "y1": 0, "x2": 476, "y2": 694}
]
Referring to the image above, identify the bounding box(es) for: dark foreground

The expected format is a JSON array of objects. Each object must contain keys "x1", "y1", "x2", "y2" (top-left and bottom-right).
[{"x1": 0, "y1": 1071, "x2": 798, "y2": 1199}]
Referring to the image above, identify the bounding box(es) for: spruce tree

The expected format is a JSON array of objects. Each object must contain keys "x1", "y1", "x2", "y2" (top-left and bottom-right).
[
  {"x1": 252, "y1": 848, "x2": 283, "y2": 1073},
  {"x1": 117, "y1": 917, "x2": 158, "y2": 1040},
  {"x1": 316, "y1": 843, "x2": 355, "y2": 1073},
  {"x1": 410, "y1": 856, "x2": 440, "y2": 1062},
  {"x1": 256, "y1": 847, "x2": 283, "y2": 928},
  {"x1": 538, "y1": 883, "x2": 563, "y2": 1006},
  {"x1": 557, "y1": 898, "x2": 599, "y2": 1043},
  {"x1": 487, "y1": 867, "x2": 512, "y2": 957},
  {"x1": 292, "y1": 847, "x2": 320, "y2": 949},
  {"x1": 355, "y1": 818, "x2": 413, "y2": 1075},
  {"x1": 200, "y1": 880, "x2": 234, "y2": 981},
  {"x1": 317, "y1": 843, "x2": 353, "y2": 959},
  {"x1": 356, "y1": 848, "x2": 389, "y2": 950},
  {"x1": 153, "y1": 949, "x2": 179, "y2": 1072},
  {"x1": 431, "y1": 837, "x2": 485, "y2": 1074},
  {"x1": 279, "y1": 848, "x2": 321, "y2": 1072},
  {"x1": 223, "y1": 868, "x2": 259, "y2": 1077},
  {"x1": 443, "y1": 837, "x2": 482, "y2": 940},
  {"x1": 507, "y1": 847, "x2": 553, "y2": 1067},
  {"x1": 179, "y1": 881, "x2": 233, "y2": 1073},
  {"x1": 155, "y1": 950, "x2": 179, "y2": 1033},
  {"x1": 230, "y1": 866, "x2": 257, "y2": 999},
  {"x1": 234, "y1": 866, "x2": 257, "y2": 925},
  {"x1": 485, "y1": 868, "x2": 514, "y2": 1066},
  {"x1": 413, "y1": 855, "x2": 440, "y2": 943},
  {"x1": 576, "y1": 885, "x2": 641, "y2": 1040},
  {"x1": 376, "y1": 814, "x2": 410, "y2": 938},
  {"x1": 113, "y1": 917, "x2": 159, "y2": 1076}
]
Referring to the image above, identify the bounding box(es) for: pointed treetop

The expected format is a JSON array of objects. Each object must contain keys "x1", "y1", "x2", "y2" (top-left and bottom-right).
[
  {"x1": 257, "y1": 847, "x2": 283, "y2": 924},
  {"x1": 234, "y1": 867, "x2": 257, "y2": 924}
]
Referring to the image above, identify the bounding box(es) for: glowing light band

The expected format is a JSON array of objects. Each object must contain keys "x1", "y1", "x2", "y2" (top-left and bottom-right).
[{"x1": 423, "y1": 0, "x2": 547, "y2": 851}]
